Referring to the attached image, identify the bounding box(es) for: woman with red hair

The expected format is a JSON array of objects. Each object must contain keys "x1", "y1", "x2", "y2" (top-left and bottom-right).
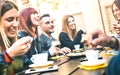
[{"x1": 18, "y1": 7, "x2": 40, "y2": 68}]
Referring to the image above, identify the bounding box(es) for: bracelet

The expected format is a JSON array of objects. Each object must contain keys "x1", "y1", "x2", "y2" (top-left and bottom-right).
[
  {"x1": 3, "y1": 51, "x2": 13, "y2": 63},
  {"x1": 5, "y1": 51, "x2": 14, "y2": 61},
  {"x1": 111, "y1": 37, "x2": 119, "y2": 50}
]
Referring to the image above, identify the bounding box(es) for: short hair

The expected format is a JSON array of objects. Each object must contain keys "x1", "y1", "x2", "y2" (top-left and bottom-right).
[{"x1": 39, "y1": 14, "x2": 50, "y2": 20}]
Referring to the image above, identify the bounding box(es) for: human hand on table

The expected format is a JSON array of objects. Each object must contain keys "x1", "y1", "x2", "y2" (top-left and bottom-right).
[
  {"x1": 49, "y1": 46, "x2": 71, "y2": 56},
  {"x1": 49, "y1": 45, "x2": 60, "y2": 56},
  {"x1": 59, "y1": 47, "x2": 71, "y2": 55},
  {"x1": 49, "y1": 40, "x2": 61, "y2": 56}
]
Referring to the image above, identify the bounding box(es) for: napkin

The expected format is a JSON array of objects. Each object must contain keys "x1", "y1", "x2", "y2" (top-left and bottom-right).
[{"x1": 78, "y1": 63, "x2": 107, "y2": 70}]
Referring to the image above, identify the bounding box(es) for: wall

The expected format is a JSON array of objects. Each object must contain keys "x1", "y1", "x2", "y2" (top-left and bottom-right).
[{"x1": 11, "y1": 0, "x2": 115, "y2": 39}]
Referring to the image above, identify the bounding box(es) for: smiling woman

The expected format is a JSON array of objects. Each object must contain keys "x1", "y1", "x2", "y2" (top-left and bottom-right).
[
  {"x1": 0, "y1": 1, "x2": 33, "y2": 75},
  {"x1": 17, "y1": 7, "x2": 41, "y2": 69},
  {"x1": 59, "y1": 15, "x2": 86, "y2": 50},
  {"x1": 1, "y1": 8, "x2": 18, "y2": 38}
]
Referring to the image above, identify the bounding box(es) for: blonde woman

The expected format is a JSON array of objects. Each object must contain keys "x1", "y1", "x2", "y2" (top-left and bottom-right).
[
  {"x1": 0, "y1": 1, "x2": 32, "y2": 74},
  {"x1": 59, "y1": 15, "x2": 86, "y2": 50}
]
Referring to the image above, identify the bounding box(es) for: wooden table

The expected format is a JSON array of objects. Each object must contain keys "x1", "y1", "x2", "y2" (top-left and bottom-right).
[{"x1": 20, "y1": 51, "x2": 113, "y2": 75}]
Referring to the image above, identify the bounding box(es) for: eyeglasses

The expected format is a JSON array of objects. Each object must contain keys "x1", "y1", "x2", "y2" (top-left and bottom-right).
[{"x1": 45, "y1": 21, "x2": 54, "y2": 24}]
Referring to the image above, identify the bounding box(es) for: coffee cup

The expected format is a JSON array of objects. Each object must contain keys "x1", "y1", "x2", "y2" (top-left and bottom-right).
[
  {"x1": 74, "y1": 44, "x2": 80, "y2": 50},
  {"x1": 85, "y1": 50, "x2": 99, "y2": 62},
  {"x1": 31, "y1": 53, "x2": 48, "y2": 64}
]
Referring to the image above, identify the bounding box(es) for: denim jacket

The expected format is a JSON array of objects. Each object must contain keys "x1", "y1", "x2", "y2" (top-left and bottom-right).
[
  {"x1": 17, "y1": 31, "x2": 45, "y2": 68},
  {"x1": 0, "y1": 53, "x2": 24, "y2": 75}
]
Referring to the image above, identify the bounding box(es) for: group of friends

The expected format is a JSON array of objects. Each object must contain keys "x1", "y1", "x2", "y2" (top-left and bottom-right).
[{"x1": 0, "y1": 0, "x2": 120, "y2": 75}]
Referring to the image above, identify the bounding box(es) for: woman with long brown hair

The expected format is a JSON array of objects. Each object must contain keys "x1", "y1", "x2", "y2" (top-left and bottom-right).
[{"x1": 59, "y1": 15, "x2": 86, "y2": 50}]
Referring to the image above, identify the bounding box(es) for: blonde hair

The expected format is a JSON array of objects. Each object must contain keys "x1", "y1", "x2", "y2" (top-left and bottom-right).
[
  {"x1": 0, "y1": 1, "x2": 18, "y2": 51},
  {"x1": 62, "y1": 15, "x2": 77, "y2": 40}
]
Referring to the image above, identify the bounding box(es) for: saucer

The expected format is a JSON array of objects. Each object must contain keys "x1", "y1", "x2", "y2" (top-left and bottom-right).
[
  {"x1": 72, "y1": 48, "x2": 84, "y2": 52},
  {"x1": 80, "y1": 59, "x2": 106, "y2": 67},
  {"x1": 67, "y1": 52, "x2": 85, "y2": 57},
  {"x1": 78, "y1": 63, "x2": 107, "y2": 70},
  {"x1": 25, "y1": 65, "x2": 58, "y2": 74},
  {"x1": 67, "y1": 52, "x2": 85, "y2": 59},
  {"x1": 29, "y1": 61, "x2": 54, "y2": 68},
  {"x1": 50, "y1": 55, "x2": 64, "y2": 60}
]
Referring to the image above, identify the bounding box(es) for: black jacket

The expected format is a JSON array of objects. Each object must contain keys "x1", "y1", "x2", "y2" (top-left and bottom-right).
[
  {"x1": 59, "y1": 30, "x2": 84, "y2": 50},
  {"x1": 17, "y1": 31, "x2": 53, "y2": 67},
  {"x1": 17, "y1": 31, "x2": 41, "y2": 68},
  {"x1": 18, "y1": 31, "x2": 41, "y2": 58}
]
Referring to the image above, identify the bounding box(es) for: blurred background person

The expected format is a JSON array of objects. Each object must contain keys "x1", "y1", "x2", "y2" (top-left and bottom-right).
[
  {"x1": 105, "y1": 0, "x2": 120, "y2": 75},
  {"x1": 59, "y1": 15, "x2": 86, "y2": 50},
  {"x1": 112, "y1": 0, "x2": 120, "y2": 39},
  {"x1": 0, "y1": 1, "x2": 32, "y2": 75},
  {"x1": 39, "y1": 14, "x2": 71, "y2": 56}
]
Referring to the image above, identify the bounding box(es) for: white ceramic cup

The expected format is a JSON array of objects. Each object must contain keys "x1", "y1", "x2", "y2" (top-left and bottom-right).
[
  {"x1": 31, "y1": 53, "x2": 48, "y2": 64},
  {"x1": 85, "y1": 50, "x2": 99, "y2": 62},
  {"x1": 74, "y1": 44, "x2": 80, "y2": 50}
]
